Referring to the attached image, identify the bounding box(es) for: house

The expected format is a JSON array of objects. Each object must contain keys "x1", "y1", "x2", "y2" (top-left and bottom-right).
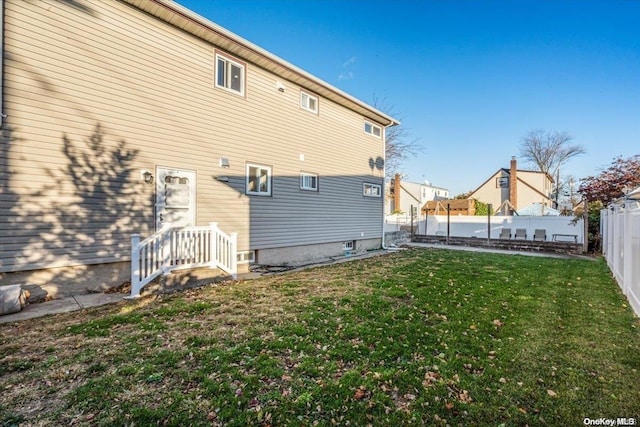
[
  {"x1": 0, "y1": 0, "x2": 398, "y2": 289},
  {"x1": 469, "y1": 157, "x2": 554, "y2": 215},
  {"x1": 387, "y1": 174, "x2": 449, "y2": 216}
]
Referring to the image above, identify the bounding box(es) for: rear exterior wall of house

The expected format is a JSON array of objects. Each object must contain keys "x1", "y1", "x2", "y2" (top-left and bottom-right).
[{"x1": 0, "y1": 0, "x2": 386, "y2": 278}]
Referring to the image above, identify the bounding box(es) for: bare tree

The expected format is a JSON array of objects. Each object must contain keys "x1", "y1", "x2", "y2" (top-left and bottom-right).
[
  {"x1": 372, "y1": 95, "x2": 422, "y2": 176},
  {"x1": 519, "y1": 129, "x2": 585, "y2": 177},
  {"x1": 519, "y1": 129, "x2": 585, "y2": 207}
]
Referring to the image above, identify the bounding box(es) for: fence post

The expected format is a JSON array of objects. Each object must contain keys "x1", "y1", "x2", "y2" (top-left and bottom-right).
[
  {"x1": 209, "y1": 222, "x2": 218, "y2": 270},
  {"x1": 623, "y1": 204, "x2": 632, "y2": 296},
  {"x1": 410, "y1": 204, "x2": 414, "y2": 240},
  {"x1": 130, "y1": 234, "x2": 141, "y2": 297},
  {"x1": 487, "y1": 204, "x2": 492, "y2": 243},
  {"x1": 446, "y1": 203, "x2": 450, "y2": 244},
  {"x1": 230, "y1": 232, "x2": 238, "y2": 279}
]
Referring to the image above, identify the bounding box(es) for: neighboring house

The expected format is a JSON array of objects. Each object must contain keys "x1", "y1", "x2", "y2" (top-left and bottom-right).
[
  {"x1": 469, "y1": 157, "x2": 554, "y2": 215},
  {"x1": 387, "y1": 174, "x2": 449, "y2": 215},
  {"x1": 0, "y1": 0, "x2": 398, "y2": 284}
]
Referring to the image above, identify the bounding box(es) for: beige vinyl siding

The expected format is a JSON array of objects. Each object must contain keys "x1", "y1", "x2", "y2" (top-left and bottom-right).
[{"x1": 0, "y1": 0, "x2": 385, "y2": 272}]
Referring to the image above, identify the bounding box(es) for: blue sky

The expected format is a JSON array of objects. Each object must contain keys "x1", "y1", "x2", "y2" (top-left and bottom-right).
[{"x1": 178, "y1": 0, "x2": 639, "y2": 195}]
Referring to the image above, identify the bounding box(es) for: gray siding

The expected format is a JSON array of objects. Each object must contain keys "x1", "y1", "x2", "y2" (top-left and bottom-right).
[
  {"x1": 247, "y1": 175, "x2": 383, "y2": 249},
  {"x1": 0, "y1": 0, "x2": 386, "y2": 272}
]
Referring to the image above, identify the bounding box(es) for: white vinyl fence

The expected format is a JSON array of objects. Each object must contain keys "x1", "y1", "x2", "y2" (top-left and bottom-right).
[
  {"x1": 407, "y1": 215, "x2": 584, "y2": 243},
  {"x1": 601, "y1": 200, "x2": 640, "y2": 317}
]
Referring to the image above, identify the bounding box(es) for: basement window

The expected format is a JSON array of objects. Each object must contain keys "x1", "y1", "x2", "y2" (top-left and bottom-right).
[{"x1": 237, "y1": 251, "x2": 255, "y2": 264}]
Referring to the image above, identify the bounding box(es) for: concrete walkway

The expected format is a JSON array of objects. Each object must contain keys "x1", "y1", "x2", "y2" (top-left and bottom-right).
[
  {"x1": 404, "y1": 242, "x2": 595, "y2": 260},
  {"x1": 0, "y1": 292, "x2": 125, "y2": 324}
]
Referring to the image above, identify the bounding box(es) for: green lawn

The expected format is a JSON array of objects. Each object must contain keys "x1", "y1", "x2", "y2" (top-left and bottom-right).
[{"x1": 1, "y1": 248, "x2": 639, "y2": 426}]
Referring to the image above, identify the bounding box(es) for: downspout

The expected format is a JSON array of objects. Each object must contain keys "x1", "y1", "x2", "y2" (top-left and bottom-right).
[
  {"x1": 381, "y1": 125, "x2": 388, "y2": 249},
  {"x1": 381, "y1": 120, "x2": 400, "y2": 250},
  {"x1": 0, "y1": 0, "x2": 5, "y2": 127}
]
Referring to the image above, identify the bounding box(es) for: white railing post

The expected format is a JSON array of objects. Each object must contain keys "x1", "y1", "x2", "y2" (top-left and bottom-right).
[
  {"x1": 209, "y1": 222, "x2": 218, "y2": 269},
  {"x1": 161, "y1": 222, "x2": 172, "y2": 275},
  {"x1": 130, "y1": 234, "x2": 141, "y2": 297},
  {"x1": 230, "y1": 232, "x2": 238, "y2": 278}
]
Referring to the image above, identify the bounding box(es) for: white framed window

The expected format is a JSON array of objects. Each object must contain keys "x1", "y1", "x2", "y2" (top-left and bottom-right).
[
  {"x1": 216, "y1": 53, "x2": 245, "y2": 96},
  {"x1": 363, "y1": 182, "x2": 382, "y2": 197},
  {"x1": 300, "y1": 91, "x2": 318, "y2": 114},
  {"x1": 364, "y1": 121, "x2": 382, "y2": 138},
  {"x1": 343, "y1": 241, "x2": 355, "y2": 251},
  {"x1": 237, "y1": 251, "x2": 255, "y2": 264},
  {"x1": 300, "y1": 172, "x2": 318, "y2": 191},
  {"x1": 246, "y1": 163, "x2": 272, "y2": 196}
]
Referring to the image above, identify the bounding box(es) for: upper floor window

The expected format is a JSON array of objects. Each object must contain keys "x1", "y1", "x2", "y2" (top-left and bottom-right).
[
  {"x1": 246, "y1": 163, "x2": 271, "y2": 196},
  {"x1": 300, "y1": 91, "x2": 318, "y2": 114},
  {"x1": 216, "y1": 53, "x2": 245, "y2": 96},
  {"x1": 364, "y1": 121, "x2": 382, "y2": 138},
  {"x1": 300, "y1": 172, "x2": 318, "y2": 191},
  {"x1": 363, "y1": 182, "x2": 382, "y2": 197}
]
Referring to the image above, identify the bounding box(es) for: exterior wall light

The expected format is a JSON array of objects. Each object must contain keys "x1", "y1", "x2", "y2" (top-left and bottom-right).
[
  {"x1": 219, "y1": 158, "x2": 230, "y2": 168},
  {"x1": 142, "y1": 170, "x2": 154, "y2": 184}
]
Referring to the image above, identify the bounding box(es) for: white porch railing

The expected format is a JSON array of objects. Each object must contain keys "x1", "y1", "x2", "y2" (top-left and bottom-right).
[
  {"x1": 130, "y1": 222, "x2": 237, "y2": 297},
  {"x1": 601, "y1": 201, "x2": 640, "y2": 317}
]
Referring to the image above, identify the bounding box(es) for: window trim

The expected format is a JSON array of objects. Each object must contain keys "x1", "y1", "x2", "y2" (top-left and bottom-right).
[
  {"x1": 245, "y1": 163, "x2": 272, "y2": 196},
  {"x1": 343, "y1": 240, "x2": 355, "y2": 251},
  {"x1": 300, "y1": 172, "x2": 319, "y2": 191},
  {"x1": 364, "y1": 120, "x2": 382, "y2": 138},
  {"x1": 363, "y1": 182, "x2": 382, "y2": 198},
  {"x1": 237, "y1": 250, "x2": 255, "y2": 264},
  {"x1": 300, "y1": 91, "x2": 319, "y2": 114},
  {"x1": 215, "y1": 51, "x2": 246, "y2": 96}
]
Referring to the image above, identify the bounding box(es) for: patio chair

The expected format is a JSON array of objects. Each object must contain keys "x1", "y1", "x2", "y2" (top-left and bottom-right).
[
  {"x1": 499, "y1": 228, "x2": 511, "y2": 239},
  {"x1": 514, "y1": 228, "x2": 527, "y2": 240},
  {"x1": 533, "y1": 229, "x2": 546, "y2": 241}
]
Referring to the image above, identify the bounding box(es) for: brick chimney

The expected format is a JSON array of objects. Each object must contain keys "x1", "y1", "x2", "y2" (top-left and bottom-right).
[
  {"x1": 394, "y1": 173, "x2": 401, "y2": 212},
  {"x1": 509, "y1": 156, "x2": 517, "y2": 211}
]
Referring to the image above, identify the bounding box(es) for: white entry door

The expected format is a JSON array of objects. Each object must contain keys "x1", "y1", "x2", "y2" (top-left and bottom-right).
[{"x1": 156, "y1": 167, "x2": 196, "y2": 230}]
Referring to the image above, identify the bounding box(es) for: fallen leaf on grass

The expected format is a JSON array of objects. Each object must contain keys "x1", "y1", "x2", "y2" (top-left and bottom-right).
[
  {"x1": 423, "y1": 371, "x2": 440, "y2": 387},
  {"x1": 547, "y1": 389, "x2": 557, "y2": 397},
  {"x1": 354, "y1": 387, "x2": 367, "y2": 400},
  {"x1": 458, "y1": 390, "x2": 472, "y2": 403}
]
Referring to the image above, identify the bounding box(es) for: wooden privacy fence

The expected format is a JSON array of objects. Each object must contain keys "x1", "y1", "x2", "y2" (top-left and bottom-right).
[
  {"x1": 130, "y1": 222, "x2": 237, "y2": 297},
  {"x1": 601, "y1": 200, "x2": 640, "y2": 317}
]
